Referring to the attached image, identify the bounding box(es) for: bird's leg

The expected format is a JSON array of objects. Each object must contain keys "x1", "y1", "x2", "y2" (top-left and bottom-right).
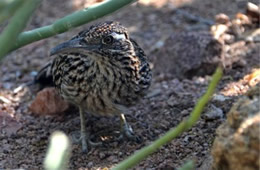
[
  {"x1": 77, "y1": 107, "x2": 102, "y2": 153},
  {"x1": 79, "y1": 107, "x2": 88, "y2": 152},
  {"x1": 118, "y1": 113, "x2": 136, "y2": 141}
]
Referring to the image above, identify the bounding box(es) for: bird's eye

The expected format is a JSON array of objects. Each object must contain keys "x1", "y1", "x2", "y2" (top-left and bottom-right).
[{"x1": 102, "y1": 35, "x2": 114, "y2": 44}]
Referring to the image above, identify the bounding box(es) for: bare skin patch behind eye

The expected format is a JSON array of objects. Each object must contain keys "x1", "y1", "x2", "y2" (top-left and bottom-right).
[{"x1": 111, "y1": 32, "x2": 126, "y2": 40}]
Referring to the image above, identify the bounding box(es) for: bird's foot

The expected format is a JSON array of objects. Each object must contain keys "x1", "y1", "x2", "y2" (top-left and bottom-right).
[
  {"x1": 80, "y1": 133, "x2": 102, "y2": 153},
  {"x1": 117, "y1": 123, "x2": 141, "y2": 143},
  {"x1": 71, "y1": 131, "x2": 102, "y2": 153}
]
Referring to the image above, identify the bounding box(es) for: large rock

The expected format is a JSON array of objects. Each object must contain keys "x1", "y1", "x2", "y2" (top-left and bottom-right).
[
  {"x1": 153, "y1": 31, "x2": 223, "y2": 79},
  {"x1": 29, "y1": 87, "x2": 69, "y2": 116},
  {"x1": 211, "y1": 84, "x2": 260, "y2": 170}
]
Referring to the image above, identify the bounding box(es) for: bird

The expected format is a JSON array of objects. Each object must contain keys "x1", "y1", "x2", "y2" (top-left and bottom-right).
[{"x1": 34, "y1": 21, "x2": 152, "y2": 152}]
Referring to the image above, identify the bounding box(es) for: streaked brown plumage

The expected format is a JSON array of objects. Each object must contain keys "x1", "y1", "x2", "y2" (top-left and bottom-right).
[{"x1": 35, "y1": 21, "x2": 152, "y2": 152}]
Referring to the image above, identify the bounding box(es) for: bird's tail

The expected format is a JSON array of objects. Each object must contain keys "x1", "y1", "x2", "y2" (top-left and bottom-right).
[{"x1": 28, "y1": 61, "x2": 54, "y2": 91}]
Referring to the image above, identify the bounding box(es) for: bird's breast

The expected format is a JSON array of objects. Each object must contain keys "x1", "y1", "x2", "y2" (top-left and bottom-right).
[{"x1": 51, "y1": 53, "x2": 151, "y2": 116}]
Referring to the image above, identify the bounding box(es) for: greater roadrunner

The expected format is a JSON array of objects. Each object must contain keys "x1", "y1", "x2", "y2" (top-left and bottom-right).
[{"x1": 35, "y1": 21, "x2": 152, "y2": 152}]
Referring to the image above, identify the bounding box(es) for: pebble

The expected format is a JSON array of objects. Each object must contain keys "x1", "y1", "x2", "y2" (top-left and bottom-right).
[
  {"x1": 212, "y1": 94, "x2": 228, "y2": 102},
  {"x1": 99, "y1": 152, "x2": 106, "y2": 159},
  {"x1": 2, "y1": 82, "x2": 13, "y2": 90},
  {"x1": 215, "y1": 13, "x2": 230, "y2": 24},
  {"x1": 87, "y1": 161, "x2": 93, "y2": 167},
  {"x1": 107, "y1": 155, "x2": 118, "y2": 163},
  {"x1": 204, "y1": 104, "x2": 224, "y2": 120}
]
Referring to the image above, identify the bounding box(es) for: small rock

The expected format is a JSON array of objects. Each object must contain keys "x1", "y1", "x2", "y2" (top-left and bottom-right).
[
  {"x1": 87, "y1": 162, "x2": 93, "y2": 167},
  {"x1": 145, "y1": 88, "x2": 162, "y2": 98},
  {"x1": 166, "y1": 95, "x2": 177, "y2": 107},
  {"x1": 246, "y1": 82, "x2": 260, "y2": 97},
  {"x1": 215, "y1": 13, "x2": 230, "y2": 24},
  {"x1": 29, "y1": 87, "x2": 69, "y2": 116},
  {"x1": 180, "y1": 109, "x2": 190, "y2": 116},
  {"x1": 30, "y1": 71, "x2": 38, "y2": 77},
  {"x1": 211, "y1": 24, "x2": 229, "y2": 39},
  {"x1": 99, "y1": 152, "x2": 106, "y2": 159},
  {"x1": 236, "y1": 12, "x2": 251, "y2": 24},
  {"x1": 15, "y1": 71, "x2": 22, "y2": 79},
  {"x1": 2, "y1": 143, "x2": 11, "y2": 152},
  {"x1": 246, "y1": 2, "x2": 260, "y2": 24},
  {"x1": 244, "y1": 68, "x2": 260, "y2": 87},
  {"x1": 2, "y1": 82, "x2": 13, "y2": 90},
  {"x1": 204, "y1": 104, "x2": 223, "y2": 120},
  {"x1": 212, "y1": 94, "x2": 228, "y2": 102},
  {"x1": 118, "y1": 152, "x2": 123, "y2": 157},
  {"x1": 183, "y1": 135, "x2": 192, "y2": 143},
  {"x1": 107, "y1": 155, "x2": 118, "y2": 163}
]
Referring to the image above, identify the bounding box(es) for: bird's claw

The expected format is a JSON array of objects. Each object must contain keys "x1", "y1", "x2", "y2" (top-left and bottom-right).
[
  {"x1": 71, "y1": 131, "x2": 102, "y2": 153},
  {"x1": 117, "y1": 123, "x2": 142, "y2": 143}
]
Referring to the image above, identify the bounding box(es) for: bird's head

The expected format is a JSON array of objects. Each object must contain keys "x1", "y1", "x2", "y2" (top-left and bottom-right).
[{"x1": 50, "y1": 21, "x2": 135, "y2": 62}]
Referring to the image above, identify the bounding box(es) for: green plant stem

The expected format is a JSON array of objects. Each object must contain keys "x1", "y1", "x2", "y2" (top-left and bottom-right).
[
  {"x1": 178, "y1": 160, "x2": 194, "y2": 170},
  {"x1": 186, "y1": 67, "x2": 223, "y2": 129},
  {"x1": 44, "y1": 131, "x2": 71, "y2": 170},
  {"x1": 0, "y1": 0, "x2": 24, "y2": 24},
  {"x1": 0, "y1": 0, "x2": 40, "y2": 60},
  {"x1": 0, "y1": 0, "x2": 15, "y2": 10},
  {"x1": 112, "y1": 67, "x2": 223, "y2": 170},
  {"x1": 8, "y1": 0, "x2": 136, "y2": 53}
]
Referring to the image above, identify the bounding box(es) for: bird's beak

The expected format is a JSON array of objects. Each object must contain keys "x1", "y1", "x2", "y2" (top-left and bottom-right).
[{"x1": 50, "y1": 37, "x2": 99, "y2": 56}]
